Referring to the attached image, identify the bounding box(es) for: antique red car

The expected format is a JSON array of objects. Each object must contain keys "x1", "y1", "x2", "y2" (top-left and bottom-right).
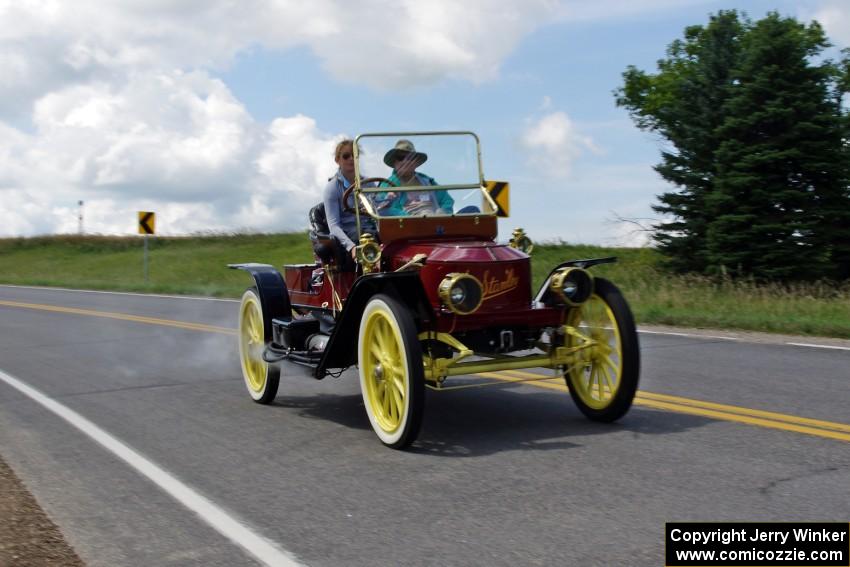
[{"x1": 231, "y1": 131, "x2": 639, "y2": 449}]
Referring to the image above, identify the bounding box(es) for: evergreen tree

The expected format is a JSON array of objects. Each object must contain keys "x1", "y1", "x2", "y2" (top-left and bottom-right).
[
  {"x1": 709, "y1": 14, "x2": 850, "y2": 279},
  {"x1": 616, "y1": 11, "x2": 744, "y2": 272},
  {"x1": 616, "y1": 12, "x2": 850, "y2": 280}
]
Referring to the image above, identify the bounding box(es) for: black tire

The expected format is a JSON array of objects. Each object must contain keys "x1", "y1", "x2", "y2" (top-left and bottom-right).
[
  {"x1": 238, "y1": 287, "x2": 280, "y2": 404},
  {"x1": 357, "y1": 293, "x2": 425, "y2": 449},
  {"x1": 564, "y1": 277, "x2": 639, "y2": 422}
]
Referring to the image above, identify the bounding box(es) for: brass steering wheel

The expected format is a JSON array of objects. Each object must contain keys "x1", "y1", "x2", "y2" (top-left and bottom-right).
[{"x1": 342, "y1": 177, "x2": 399, "y2": 213}]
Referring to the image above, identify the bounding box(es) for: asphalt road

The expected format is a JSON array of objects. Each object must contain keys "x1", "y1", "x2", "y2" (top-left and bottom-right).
[{"x1": 0, "y1": 284, "x2": 848, "y2": 567}]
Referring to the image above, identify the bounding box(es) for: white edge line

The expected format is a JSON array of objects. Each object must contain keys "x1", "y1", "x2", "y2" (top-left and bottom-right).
[
  {"x1": 640, "y1": 328, "x2": 850, "y2": 350},
  {"x1": 637, "y1": 329, "x2": 739, "y2": 341},
  {"x1": 0, "y1": 368, "x2": 302, "y2": 567},
  {"x1": 0, "y1": 284, "x2": 238, "y2": 303},
  {"x1": 786, "y1": 343, "x2": 850, "y2": 352}
]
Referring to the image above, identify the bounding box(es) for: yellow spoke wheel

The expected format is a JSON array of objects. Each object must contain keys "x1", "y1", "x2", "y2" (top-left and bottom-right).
[
  {"x1": 565, "y1": 277, "x2": 639, "y2": 422},
  {"x1": 358, "y1": 294, "x2": 424, "y2": 449},
  {"x1": 238, "y1": 288, "x2": 280, "y2": 404}
]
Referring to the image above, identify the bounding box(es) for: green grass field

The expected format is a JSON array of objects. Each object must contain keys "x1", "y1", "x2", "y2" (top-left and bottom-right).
[{"x1": 1, "y1": 234, "x2": 848, "y2": 338}]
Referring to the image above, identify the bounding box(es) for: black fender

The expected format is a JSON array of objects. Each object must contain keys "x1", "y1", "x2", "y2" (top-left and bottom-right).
[
  {"x1": 317, "y1": 271, "x2": 433, "y2": 377},
  {"x1": 534, "y1": 257, "x2": 618, "y2": 304},
  {"x1": 228, "y1": 263, "x2": 292, "y2": 338}
]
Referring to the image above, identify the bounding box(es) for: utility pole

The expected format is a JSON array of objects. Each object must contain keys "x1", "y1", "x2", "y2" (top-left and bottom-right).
[{"x1": 78, "y1": 200, "x2": 84, "y2": 235}]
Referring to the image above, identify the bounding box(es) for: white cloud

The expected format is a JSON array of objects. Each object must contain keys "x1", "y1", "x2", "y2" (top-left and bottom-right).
[
  {"x1": 0, "y1": 0, "x2": 711, "y2": 237},
  {"x1": 0, "y1": 0, "x2": 566, "y2": 236},
  {"x1": 0, "y1": 68, "x2": 342, "y2": 236},
  {"x1": 811, "y1": 1, "x2": 850, "y2": 47},
  {"x1": 22, "y1": 71, "x2": 256, "y2": 198},
  {"x1": 0, "y1": 0, "x2": 560, "y2": 111},
  {"x1": 520, "y1": 111, "x2": 601, "y2": 177},
  {"x1": 312, "y1": 0, "x2": 558, "y2": 87}
]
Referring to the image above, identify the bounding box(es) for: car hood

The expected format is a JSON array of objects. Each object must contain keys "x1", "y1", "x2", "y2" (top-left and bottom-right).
[{"x1": 386, "y1": 240, "x2": 532, "y2": 311}]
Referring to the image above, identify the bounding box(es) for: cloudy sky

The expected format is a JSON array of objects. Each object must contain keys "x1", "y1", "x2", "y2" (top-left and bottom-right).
[{"x1": 1, "y1": 0, "x2": 847, "y2": 244}]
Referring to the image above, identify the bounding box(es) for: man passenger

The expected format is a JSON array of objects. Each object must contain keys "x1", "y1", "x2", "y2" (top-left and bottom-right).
[{"x1": 377, "y1": 139, "x2": 454, "y2": 216}]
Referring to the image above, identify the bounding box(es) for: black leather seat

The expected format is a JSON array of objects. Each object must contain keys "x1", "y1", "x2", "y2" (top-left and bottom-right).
[{"x1": 309, "y1": 203, "x2": 346, "y2": 267}]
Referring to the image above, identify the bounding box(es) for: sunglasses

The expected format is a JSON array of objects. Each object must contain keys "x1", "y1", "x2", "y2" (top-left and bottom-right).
[{"x1": 340, "y1": 153, "x2": 353, "y2": 160}]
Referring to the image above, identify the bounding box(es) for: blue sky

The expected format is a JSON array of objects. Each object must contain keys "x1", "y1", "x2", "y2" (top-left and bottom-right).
[{"x1": 1, "y1": 1, "x2": 847, "y2": 244}]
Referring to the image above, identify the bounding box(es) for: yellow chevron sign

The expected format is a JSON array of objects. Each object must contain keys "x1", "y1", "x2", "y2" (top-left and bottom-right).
[
  {"x1": 138, "y1": 211, "x2": 155, "y2": 235},
  {"x1": 484, "y1": 181, "x2": 509, "y2": 217}
]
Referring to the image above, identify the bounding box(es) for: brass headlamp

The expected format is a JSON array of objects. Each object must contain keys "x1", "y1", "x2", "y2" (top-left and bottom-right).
[
  {"x1": 438, "y1": 273, "x2": 484, "y2": 315},
  {"x1": 355, "y1": 233, "x2": 381, "y2": 273},
  {"x1": 509, "y1": 228, "x2": 533, "y2": 254},
  {"x1": 549, "y1": 267, "x2": 594, "y2": 306}
]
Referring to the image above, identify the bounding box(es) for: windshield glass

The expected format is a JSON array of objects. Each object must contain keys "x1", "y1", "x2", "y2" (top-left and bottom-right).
[{"x1": 354, "y1": 132, "x2": 494, "y2": 218}]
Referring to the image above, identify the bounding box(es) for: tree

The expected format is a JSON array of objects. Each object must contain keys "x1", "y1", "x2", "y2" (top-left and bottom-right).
[
  {"x1": 616, "y1": 11, "x2": 743, "y2": 273},
  {"x1": 616, "y1": 11, "x2": 850, "y2": 280},
  {"x1": 708, "y1": 14, "x2": 850, "y2": 279}
]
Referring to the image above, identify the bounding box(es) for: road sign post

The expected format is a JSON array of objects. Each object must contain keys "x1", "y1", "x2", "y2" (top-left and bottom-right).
[{"x1": 138, "y1": 212, "x2": 156, "y2": 284}]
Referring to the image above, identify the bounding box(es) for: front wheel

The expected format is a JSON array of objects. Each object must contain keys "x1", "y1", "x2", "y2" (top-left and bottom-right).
[
  {"x1": 564, "y1": 277, "x2": 639, "y2": 422},
  {"x1": 238, "y1": 288, "x2": 280, "y2": 404},
  {"x1": 358, "y1": 294, "x2": 425, "y2": 449}
]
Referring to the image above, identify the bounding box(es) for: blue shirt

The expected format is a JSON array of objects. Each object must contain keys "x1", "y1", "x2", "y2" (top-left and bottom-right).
[
  {"x1": 377, "y1": 172, "x2": 454, "y2": 216},
  {"x1": 322, "y1": 171, "x2": 375, "y2": 251}
]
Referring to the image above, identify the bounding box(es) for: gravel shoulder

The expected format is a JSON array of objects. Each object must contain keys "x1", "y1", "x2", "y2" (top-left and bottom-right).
[{"x1": 0, "y1": 455, "x2": 84, "y2": 567}]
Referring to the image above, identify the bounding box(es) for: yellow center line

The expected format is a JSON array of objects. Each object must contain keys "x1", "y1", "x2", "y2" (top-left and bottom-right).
[
  {"x1": 0, "y1": 299, "x2": 236, "y2": 336},
  {"x1": 503, "y1": 368, "x2": 850, "y2": 433},
  {"x1": 632, "y1": 398, "x2": 850, "y2": 442},
  {"x1": 2, "y1": 298, "x2": 848, "y2": 442},
  {"x1": 498, "y1": 369, "x2": 850, "y2": 442},
  {"x1": 636, "y1": 390, "x2": 850, "y2": 434}
]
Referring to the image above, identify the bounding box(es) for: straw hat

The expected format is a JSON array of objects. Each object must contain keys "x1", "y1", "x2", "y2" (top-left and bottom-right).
[{"x1": 383, "y1": 139, "x2": 428, "y2": 167}]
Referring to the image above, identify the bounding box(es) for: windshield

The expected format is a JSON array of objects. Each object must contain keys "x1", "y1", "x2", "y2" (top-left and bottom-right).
[{"x1": 353, "y1": 132, "x2": 495, "y2": 219}]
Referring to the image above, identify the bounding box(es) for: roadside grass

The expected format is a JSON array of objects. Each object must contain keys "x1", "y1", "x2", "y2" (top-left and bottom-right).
[
  {"x1": 1, "y1": 234, "x2": 848, "y2": 338},
  {"x1": 533, "y1": 243, "x2": 850, "y2": 338},
  {"x1": 0, "y1": 233, "x2": 313, "y2": 296}
]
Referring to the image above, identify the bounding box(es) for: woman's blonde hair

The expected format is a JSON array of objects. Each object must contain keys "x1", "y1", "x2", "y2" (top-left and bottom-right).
[{"x1": 334, "y1": 139, "x2": 354, "y2": 161}]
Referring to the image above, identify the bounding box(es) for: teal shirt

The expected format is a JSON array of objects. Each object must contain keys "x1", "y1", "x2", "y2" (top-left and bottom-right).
[{"x1": 377, "y1": 171, "x2": 454, "y2": 216}]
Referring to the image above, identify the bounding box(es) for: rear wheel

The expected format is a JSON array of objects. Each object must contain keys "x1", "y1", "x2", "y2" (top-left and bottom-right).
[
  {"x1": 238, "y1": 288, "x2": 280, "y2": 404},
  {"x1": 358, "y1": 294, "x2": 424, "y2": 449},
  {"x1": 564, "y1": 278, "x2": 639, "y2": 422}
]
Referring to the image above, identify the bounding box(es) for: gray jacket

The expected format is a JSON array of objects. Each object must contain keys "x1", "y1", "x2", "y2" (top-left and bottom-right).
[{"x1": 322, "y1": 171, "x2": 375, "y2": 251}]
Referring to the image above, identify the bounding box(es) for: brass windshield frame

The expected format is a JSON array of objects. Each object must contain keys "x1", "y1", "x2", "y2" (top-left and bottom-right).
[{"x1": 351, "y1": 131, "x2": 499, "y2": 236}]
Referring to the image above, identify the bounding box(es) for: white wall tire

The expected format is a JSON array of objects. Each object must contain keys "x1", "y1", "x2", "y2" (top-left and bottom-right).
[
  {"x1": 358, "y1": 294, "x2": 424, "y2": 448},
  {"x1": 238, "y1": 288, "x2": 280, "y2": 404}
]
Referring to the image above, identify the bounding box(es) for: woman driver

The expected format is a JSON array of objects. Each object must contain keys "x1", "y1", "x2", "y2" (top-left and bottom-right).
[{"x1": 322, "y1": 139, "x2": 375, "y2": 260}]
